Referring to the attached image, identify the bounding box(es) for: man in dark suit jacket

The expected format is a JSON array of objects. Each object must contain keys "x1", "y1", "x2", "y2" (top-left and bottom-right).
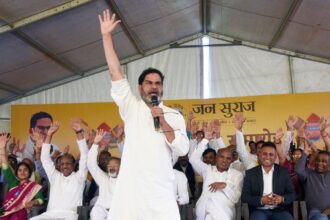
[{"x1": 241, "y1": 142, "x2": 296, "y2": 220}]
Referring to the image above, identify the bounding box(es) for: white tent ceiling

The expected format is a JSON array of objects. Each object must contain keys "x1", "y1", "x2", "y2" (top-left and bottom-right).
[{"x1": 0, "y1": 0, "x2": 330, "y2": 105}]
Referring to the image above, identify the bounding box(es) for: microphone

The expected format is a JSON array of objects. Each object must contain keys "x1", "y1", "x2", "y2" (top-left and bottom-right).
[{"x1": 151, "y1": 95, "x2": 160, "y2": 131}]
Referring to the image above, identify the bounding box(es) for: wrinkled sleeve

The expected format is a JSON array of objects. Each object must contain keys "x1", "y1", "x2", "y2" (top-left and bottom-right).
[
  {"x1": 41, "y1": 143, "x2": 59, "y2": 182},
  {"x1": 77, "y1": 139, "x2": 88, "y2": 183},
  {"x1": 111, "y1": 79, "x2": 138, "y2": 120},
  {"x1": 35, "y1": 160, "x2": 48, "y2": 181},
  {"x1": 87, "y1": 144, "x2": 108, "y2": 185},
  {"x1": 223, "y1": 170, "x2": 244, "y2": 204},
  {"x1": 165, "y1": 113, "x2": 189, "y2": 157},
  {"x1": 176, "y1": 171, "x2": 189, "y2": 205},
  {"x1": 209, "y1": 137, "x2": 226, "y2": 152},
  {"x1": 236, "y1": 130, "x2": 257, "y2": 170},
  {"x1": 190, "y1": 139, "x2": 209, "y2": 177}
]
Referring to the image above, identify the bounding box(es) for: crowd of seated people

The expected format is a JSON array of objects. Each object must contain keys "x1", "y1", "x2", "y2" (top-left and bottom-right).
[{"x1": 0, "y1": 111, "x2": 329, "y2": 220}]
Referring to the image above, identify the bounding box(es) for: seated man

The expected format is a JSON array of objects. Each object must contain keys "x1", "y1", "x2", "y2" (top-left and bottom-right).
[
  {"x1": 87, "y1": 129, "x2": 120, "y2": 220},
  {"x1": 295, "y1": 150, "x2": 330, "y2": 220},
  {"x1": 31, "y1": 122, "x2": 88, "y2": 220},
  {"x1": 173, "y1": 155, "x2": 196, "y2": 201},
  {"x1": 173, "y1": 169, "x2": 189, "y2": 205},
  {"x1": 241, "y1": 142, "x2": 296, "y2": 220},
  {"x1": 202, "y1": 148, "x2": 216, "y2": 165},
  {"x1": 190, "y1": 127, "x2": 243, "y2": 220}
]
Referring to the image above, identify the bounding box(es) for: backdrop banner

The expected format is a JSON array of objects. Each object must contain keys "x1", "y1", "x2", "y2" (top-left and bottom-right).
[{"x1": 11, "y1": 92, "x2": 330, "y2": 157}]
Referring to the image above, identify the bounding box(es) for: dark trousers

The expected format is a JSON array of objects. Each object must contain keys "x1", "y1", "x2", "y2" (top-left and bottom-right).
[{"x1": 251, "y1": 209, "x2": 293, "y2": 220}]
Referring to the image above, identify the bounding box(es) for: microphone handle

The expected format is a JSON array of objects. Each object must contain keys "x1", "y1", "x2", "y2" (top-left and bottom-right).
[{"x1": 154, "y1": 116, "x2": 160, "y2": 131}]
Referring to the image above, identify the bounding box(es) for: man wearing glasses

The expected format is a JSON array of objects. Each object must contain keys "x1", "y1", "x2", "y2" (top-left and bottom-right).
[{"x1": 24, "y1": 111, "x2": 60, "y2": 161}]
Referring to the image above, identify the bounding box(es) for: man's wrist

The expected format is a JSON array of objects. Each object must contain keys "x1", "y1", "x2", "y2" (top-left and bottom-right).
[{"x1": 274, "y1": 140, "x2": 282, "y2": 144}]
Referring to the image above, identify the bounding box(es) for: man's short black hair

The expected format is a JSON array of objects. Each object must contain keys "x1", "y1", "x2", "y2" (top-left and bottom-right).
[
  {"x1": 138, "y1": 67, "x2": 164, "y2": 85},
  {"x1": 30, "y1": 111, "x2": 53, "y2": 128},
  {"x1": 15, "y1": 162, "x2": 33, "y2": 179},
  {"x1": 261, "y1": 141, "x2": 276, "y2": 150},
  {"x1": 317, "y1": 150, "x2": 330, "y2": 158},
  {"x1": 256, "y1": 140, "x2": 265, "y2": 147},
  {"x1": 202, "y1": 148, "x2": 216, "y2": 158}
]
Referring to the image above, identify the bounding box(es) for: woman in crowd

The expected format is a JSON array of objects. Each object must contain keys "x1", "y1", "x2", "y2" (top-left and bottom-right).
[{"x1": 0, "y1": 133, "x2": 43, "y2": 220}]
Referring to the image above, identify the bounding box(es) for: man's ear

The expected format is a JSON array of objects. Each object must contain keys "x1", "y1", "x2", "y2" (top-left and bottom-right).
[
  {"x1": 29, "y1": 128, "x2": 33, "y2": 135},
  {"x1": 138, "y1": 85, "x2": 142, "y2": 93}
]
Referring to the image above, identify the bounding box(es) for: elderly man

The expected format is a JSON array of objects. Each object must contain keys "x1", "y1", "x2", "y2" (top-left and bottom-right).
[
  {"x1": 30, "y1": 122, "x2": 88, "y2": 220},
  {"x1": 99, "y1": 9, "x2": 189, "y2": 220},
  {"x1": 87, "y1": 130, "x2": 121, "y2": 220},
  {"x1": 190, "y1": 127, "x2": 243, "y2": 220}
]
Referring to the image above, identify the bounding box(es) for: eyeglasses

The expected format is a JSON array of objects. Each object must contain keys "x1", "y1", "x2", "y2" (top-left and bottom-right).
[
  {"x1": 36, "y1": 125, "x2": 51, "y2": 131},
  {"x1": 292, "y1": 155, "x2": 301, "y2": 159}
]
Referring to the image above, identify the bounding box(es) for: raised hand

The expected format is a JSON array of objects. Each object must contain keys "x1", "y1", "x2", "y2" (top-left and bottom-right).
[
  {"x1": 31, "y1": 128, "x2": 45, "y2": 149},
  {"x1": 63, "y1": 145, "x2": 70, "y2": 154},
  {"x1": 204, "y1": 123, "x2": 213, "y2": 140},
  {"x1": 274, "y1": 128, "x2": 284, "y2": 142},
  {"x1": 320, "y1": 117, "x2": 329, "y2": 137},
  {"x1": 188, "y1": 111, "x2": 195, "y2": 121},
  {"x1": 285, "y1": 115, "x2": 295, "y2": 131},
  {"x1": 71, "y1": 121, "x2": 82, "y2": 132},
  {"x1": 190, "y1": 121, "x2": 198, "y2": 136},
  {"x1": 47, "y1": 121, "x2": 60, "y2": 136},
  {"x1": 99, "y1": 9, "x2": 121, "y2": 35},
  {"x1": 211, "y1": 119, "x2": 221, "y2": 138},
  {"x1": 0, "y1": 133, "x2": 10, "y2": 149},
  {"x1": 233, "y1": 113, "x2": 246, "y2": 131},
  {"x1": 50, "y1": 150, "x2": 61, "y2": 161},
  {"x1": 94, "y1": 129, "x2": 106, "y2": 145}
]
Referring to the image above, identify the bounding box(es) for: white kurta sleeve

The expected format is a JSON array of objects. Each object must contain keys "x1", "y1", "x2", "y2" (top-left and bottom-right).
[
  {"x1": 117, "y1": 140, "x2": 125, "y2": 157},
  {"x1": 283, "y1": 131, "x2": 293, "y2": 157},
  {"x1": 235, "y1": 130, "x2": 257, "y2": 170},
  {"x1": 188, "y1": 139, "x2": 197, "y2": 158},
  {"x1": 190, "y1": 139, "x2": 209, "y2": 176},
  {"x1": 77, "y1": 139, "x2": 88, "y2": 182},
  {"x1": 176, "y1": 171, "x2": 189, "y2": 205},
  {"x1": 41, "y1": 143, "x2": 59, "y2": 182},
  {"x1": 165, "y1": 115, "x2": 189, "y2": 157},
  {"x1": 111, "y1": 79, "x2": 138, "y2": 119},
  {"x1": 222, "y1": 170, "x2": 244, "y2": 204},
  {"x1": 87, "y1": 143, "x2": 108, "y2": 185},
  {"x1": 208, "y1": 137, "x2": 226, "y2": 152}
]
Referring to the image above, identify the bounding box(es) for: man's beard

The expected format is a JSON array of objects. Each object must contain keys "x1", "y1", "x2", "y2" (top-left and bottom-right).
[
  {"x1": 108, "y1": 172, "x2": 118, "y2": 178},
  {"x1": 140, "y1": 91, "x2": 163, "y2": 105}
]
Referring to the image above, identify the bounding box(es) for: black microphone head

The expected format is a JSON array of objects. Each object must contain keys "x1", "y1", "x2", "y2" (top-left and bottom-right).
[{"x1": 151, "y1": 95, "x2": 159, "y2": 106}]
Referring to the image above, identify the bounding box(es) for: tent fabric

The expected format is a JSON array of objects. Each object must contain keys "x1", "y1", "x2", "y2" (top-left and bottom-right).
[{"x1": 208, "y1": 37, "x2": 291, "y2": 98}]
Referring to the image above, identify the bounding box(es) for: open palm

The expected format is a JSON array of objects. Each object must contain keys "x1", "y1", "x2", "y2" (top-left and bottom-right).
[{"x1": 99, "y1": 9, "x2": 121, "y2": 35}]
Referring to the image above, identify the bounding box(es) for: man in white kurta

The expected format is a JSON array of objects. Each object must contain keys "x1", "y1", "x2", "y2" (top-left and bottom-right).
[
  {"x1": 173, "y1": 169, "x2": 189, "y2": 205},
  {"x1": 30, "y1": 123, "x2": 88, "y2": 220},
  {"x1": 87, "y1": 130, "x2": 119, "y2": 220},
  {"x1": 190, "y1": 138, "x2": 243, "y2": 220},
  {"x1": 99, "y1": 9, "x2": 189, "y2": 220},
  {"x1": 109, "y1": 78, "x2": 189, "y2": 220}
]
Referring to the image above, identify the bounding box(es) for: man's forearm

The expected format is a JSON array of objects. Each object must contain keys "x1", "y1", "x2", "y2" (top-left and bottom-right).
[
  {"x1": 102, "y1": 34, "x2": 123, "y2": 81},
  {"x1": 161, "y1": 121, "x2": 175, "y2": 143}
]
